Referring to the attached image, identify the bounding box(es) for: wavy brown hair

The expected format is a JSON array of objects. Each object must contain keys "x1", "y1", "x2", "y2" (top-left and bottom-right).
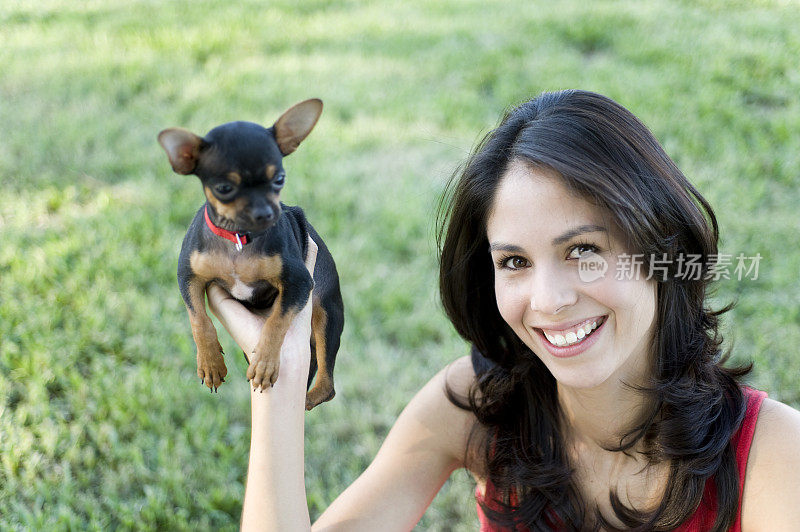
[{"x1": 437, "y1": 90, "x2": 752, "y2": 531}]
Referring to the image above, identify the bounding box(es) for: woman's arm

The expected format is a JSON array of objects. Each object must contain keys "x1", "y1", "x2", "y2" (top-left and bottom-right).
[
  {"x1": 207, "y1": 239, "x2": 317, "y2": 531},
  {"x1": 207, "y1": 238, "x2": 478, "y2": 531}
]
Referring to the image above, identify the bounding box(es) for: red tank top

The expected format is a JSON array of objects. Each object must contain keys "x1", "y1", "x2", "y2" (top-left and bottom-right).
[{"x1": 476, "y1": 387, "x2": 767, "y2": 531}]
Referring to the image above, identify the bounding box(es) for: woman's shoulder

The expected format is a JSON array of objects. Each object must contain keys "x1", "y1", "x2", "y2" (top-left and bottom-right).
[
  {"x1": 409, "y1": 356, "x2": 485, "y2": 474},
  {"x1": 397, "y1": 356, "x2": 482, "y2": 468},
  {"x1": 412, "y1": 353, "x2": 490, "y2": 414},
  {"x1": 740, "y1": 396, "x2": 800, "y2": 531},
  {"x1": 441, "y1": 354, "x2": 480, "y2": 397}
]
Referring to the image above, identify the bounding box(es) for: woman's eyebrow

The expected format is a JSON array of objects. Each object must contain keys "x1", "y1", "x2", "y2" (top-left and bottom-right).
[
  {"x1": 551, "y1": 225, "x2": 607, "y2": 246},
  {"x1": 488, "y1": 243, "x2": 525, "y2": 253},
  {"x1": 489, "y1": 226, "x2": 607, "y2": 253}
]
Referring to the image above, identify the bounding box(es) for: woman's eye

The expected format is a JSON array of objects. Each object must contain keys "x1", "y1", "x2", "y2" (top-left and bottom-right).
[
  {"x1": 568, "y1": 243, "x2": 599, "y2": 259},
  {"x1": 498, "y1": 256, "x2": 529, "y2": 270}
]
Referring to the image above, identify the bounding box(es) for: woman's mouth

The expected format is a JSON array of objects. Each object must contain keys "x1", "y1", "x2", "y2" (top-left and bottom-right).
[
  {"x1": 533, "y1": 315, "x2": 608, "y2": 358},
  {"x1": 540, "y1": 316, "x2": 607, "y2": 347}
]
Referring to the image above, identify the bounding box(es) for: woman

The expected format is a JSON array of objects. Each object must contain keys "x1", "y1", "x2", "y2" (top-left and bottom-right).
[{"x1": 208, "y1": 90, "x2": 800, "y2": 531}]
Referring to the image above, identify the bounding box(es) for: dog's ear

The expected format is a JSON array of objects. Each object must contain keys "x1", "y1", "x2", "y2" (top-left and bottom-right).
[
  {"x1": 273, "y1": 99, "x2": 323, "y2": 156},
  {"x1": 158, "y1": 128, "x2": 205, "y2": 175}
]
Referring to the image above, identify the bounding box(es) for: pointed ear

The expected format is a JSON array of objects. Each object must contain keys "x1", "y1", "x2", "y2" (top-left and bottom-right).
[
  {"x1": 157, "y1": 128, "x2": 205, "y2": 175},
  {"x1": 273, "y1": 99, "x2": 323, "y2": 156}
]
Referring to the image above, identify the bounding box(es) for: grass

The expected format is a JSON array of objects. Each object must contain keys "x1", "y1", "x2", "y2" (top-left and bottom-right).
[{"x1": 1, "y1": 0, "x2": 799, "y2": 529}]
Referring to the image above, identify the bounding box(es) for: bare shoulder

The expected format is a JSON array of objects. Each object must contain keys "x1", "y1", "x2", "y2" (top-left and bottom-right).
[
  {"x1": 413, "y1": 354, "x2": 476, "y2": 408},
  {"x1": 741, "y1": 397, "x2": 800, "y2": 531},
  {"x1": 405, "y1": 355, "x2": 481, "y2": 466},
  {"x1": 440, "y1": 354, "x2": 480, "y2": 400}
]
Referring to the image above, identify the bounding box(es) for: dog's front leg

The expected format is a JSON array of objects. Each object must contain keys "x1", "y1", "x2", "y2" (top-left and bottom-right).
[
  {"x1": 246, "y1": 268, "x2": 313, "y2": 389},
  {"x1": 185, "y1": 278, "x2": 228, "y2": 391}
]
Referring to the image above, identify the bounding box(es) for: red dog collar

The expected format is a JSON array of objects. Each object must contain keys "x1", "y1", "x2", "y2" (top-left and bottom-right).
[{"x1": 204, "y1": 205, "x2": 249, "y2": 251}]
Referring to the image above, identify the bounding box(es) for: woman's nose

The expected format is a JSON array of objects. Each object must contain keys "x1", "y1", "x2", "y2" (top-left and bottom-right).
[{"x1": 529, "y1": 266, "x2": 578, "y2": 316}]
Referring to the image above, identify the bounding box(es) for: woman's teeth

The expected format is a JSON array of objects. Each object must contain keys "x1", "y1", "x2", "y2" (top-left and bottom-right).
[{"x1": 542, "y1": 318, "x2": 604, "y2": 347}]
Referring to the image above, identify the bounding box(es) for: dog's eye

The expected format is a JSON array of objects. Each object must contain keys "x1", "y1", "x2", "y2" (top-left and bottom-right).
[
  {"x1": 272, "y1": 173, "x2": 285, "y2": 190},
  {"x1": 214, "y1": 183, "x2": 236, "y2": 197}
]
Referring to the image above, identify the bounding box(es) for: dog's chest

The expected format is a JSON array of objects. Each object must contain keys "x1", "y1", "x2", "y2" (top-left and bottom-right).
[{"x1": 189, "y1": 250, "x2": 282, "y2": 302}]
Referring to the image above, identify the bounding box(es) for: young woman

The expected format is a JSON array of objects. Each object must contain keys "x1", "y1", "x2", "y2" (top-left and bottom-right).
[{"x1": 207, "y1": 90, "x2": 800, "y2": 531}]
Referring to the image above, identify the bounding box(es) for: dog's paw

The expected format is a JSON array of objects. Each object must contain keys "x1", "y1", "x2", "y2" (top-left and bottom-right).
[
  {"x1": 246, "y1": 350, "x2": 280, "y2": 390},
  {"x1": 197, "y1": 344, "x2": 227, "y2": 392},
  {"x1": 305, "y1": 386, "x2": 335, "y2": 411}
]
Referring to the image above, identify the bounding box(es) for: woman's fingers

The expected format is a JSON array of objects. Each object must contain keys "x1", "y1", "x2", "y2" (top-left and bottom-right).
[
  {"x1": 305, "y1": 235, "x2": 318, "y2": 274},
  {"x1": 207, "y1": 283, "x2": 265, "y2": 355}
]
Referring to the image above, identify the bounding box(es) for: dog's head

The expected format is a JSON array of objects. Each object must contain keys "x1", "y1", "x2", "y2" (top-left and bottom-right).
[{"x1": 158, "y1": 98, "x2": 322, "y2": 233}]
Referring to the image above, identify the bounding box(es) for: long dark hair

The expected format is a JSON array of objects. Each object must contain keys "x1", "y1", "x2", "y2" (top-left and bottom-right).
[{"x1": 437, "y1": 90, "x2": 752, "y2": 531}]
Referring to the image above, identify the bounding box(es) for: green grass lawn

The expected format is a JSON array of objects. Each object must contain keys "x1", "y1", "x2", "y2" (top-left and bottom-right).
[{"x1": 1, "y1": 0, "x2": 799, "y2": 529}]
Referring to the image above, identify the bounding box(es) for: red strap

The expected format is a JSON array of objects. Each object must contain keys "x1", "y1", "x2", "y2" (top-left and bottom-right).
[
  {"x1": 730, "y1": 386, "x2": 767, "y2": 531},
  {"x1": 204, "y1": 205, "x2": 248, "y2": 247}
]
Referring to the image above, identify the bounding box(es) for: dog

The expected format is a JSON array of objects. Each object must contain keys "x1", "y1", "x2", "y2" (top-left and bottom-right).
[{"x1": 158, "y1": 98, "x2": 343, "y2": 410}]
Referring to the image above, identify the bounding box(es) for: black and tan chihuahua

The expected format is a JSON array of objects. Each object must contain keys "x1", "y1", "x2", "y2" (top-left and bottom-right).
[{"x1": 158, "y1": 99, "x2": 343, "y2": 410}]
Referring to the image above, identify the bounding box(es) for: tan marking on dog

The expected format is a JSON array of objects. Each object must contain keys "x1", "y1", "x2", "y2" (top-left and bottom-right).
[
  {"x1": 190, "y1": 250, "x2": 283, "y2": 287},
  {"x1": 185, "y1": 278, "x2": 227, "y2": 388},
  {"x1": 262, "y1": 295, "x2": 296, "y2": 355},
  {"x1": 265, "y1": 165, "x2": 276, "y2": 179},
  {"x1": 227, "y1": 172, "x2": 242, "y2": 185},
  {"x1": 186, "y1": 280, "x2": 217, "y2": 352},
  {"x1": 305, "y1": 303, "x2": 334, "y2": 409},
  {"x1": 203, "y1": 187, "x2": 249, "y2": 225},
  {"x1": 189, "y1": 250, "x2": 283, "y2": 388},
  {"x1": 246, "y1": 288, "x2": 301, "y2": 387}
]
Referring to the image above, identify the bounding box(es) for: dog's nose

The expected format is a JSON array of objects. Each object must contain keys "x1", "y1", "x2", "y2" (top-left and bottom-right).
[{"x1": 252, "y1": 206, "x2": 275, "y2": 224}]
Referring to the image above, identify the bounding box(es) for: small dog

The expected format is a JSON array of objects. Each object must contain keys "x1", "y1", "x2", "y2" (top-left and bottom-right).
[{"x1": 158, "y1": 99, "x2": 343, "y2": 410}]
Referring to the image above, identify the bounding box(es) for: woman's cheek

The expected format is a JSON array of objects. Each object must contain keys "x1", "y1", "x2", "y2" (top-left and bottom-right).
[
  {"x1": 583, "y1": 276, "x2": 618, "y2": 306},
  {"x1": 594, "y1": 273, "x2": 654, "y2": 311},
  {"x1": 494, "y1": 278, "x2": 524, "y2": 328}
]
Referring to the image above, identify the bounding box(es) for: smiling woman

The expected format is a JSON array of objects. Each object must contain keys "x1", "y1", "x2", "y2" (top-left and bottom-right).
[{"x1": 437, "y1": 90, "x2": 800, "y2": 531}]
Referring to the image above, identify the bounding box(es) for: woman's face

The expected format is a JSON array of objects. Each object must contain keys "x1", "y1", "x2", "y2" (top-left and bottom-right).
[{"x1": 486, "y1": 160, "x2": 658, "y2": 390}]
